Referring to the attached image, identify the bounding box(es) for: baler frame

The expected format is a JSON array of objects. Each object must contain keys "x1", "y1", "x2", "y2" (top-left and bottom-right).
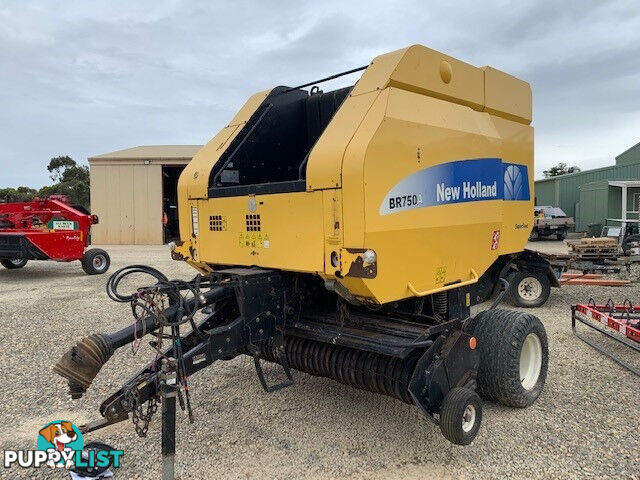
[{"x1": 55, "y1": 266, "x2": 480, "y2": 478}]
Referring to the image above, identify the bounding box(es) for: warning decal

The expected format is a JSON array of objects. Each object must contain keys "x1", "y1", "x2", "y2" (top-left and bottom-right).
[{"x1": 239, "y1": 232, "x2": 270, "y2": 249}]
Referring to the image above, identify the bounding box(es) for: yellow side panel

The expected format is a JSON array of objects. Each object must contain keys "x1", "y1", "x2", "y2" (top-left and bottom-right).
[
  {"x1": 306, "y1": 91, "x2": 379, "y2": 190},
  {"x1": 492, "y1": 116, "x2": 535, "y2": 250},
  {"x1": 322, "y1": 189, "x2": 343, "y2": 275},
  {"x1": 178, "y1": 89, "x2": 272, "y2": 203},
  {"x1": 483, "y1": 67, "x2": 532, "y2": 125},
  {"x1": 341, "y1": 89, "x2": 390, "y2": 247},
  {"x1": 336, "y1": 87, "x2": 534, "y2": 304},
  {"x1": 194, "y1": 191, "x2": 325, "y2": 273},
  {"x1": 351, "y1": 45, "x2": 484, "y2": 111},
  {"x1": 228, "y1": 90, "x2": 271, "y2": 127}
]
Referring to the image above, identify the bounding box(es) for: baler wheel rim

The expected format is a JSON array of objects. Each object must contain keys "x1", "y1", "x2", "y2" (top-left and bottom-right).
[
  {"x1": 461, "y1": 404, "x2": 477, "y2": 432},
  {"x1": 519, "y1": 332, "x2": 543, "y2": 390},
  {"x1": 439, "y1": 387, "x2": 482, "y2": 445}
]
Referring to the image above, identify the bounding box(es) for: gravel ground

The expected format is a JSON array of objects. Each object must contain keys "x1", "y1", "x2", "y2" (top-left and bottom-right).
[{"x1": 1, "y1": 242, "x2": 639, "y2": 479}]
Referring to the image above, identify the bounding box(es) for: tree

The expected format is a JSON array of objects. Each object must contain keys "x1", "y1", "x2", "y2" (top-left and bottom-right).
[
  {"x1": 1, "y1": 156, "x2": 90, "y2": 209},
  {"x1": 542, "y1": 162, "x2": 581, "y2": 178},
  {"x1": 47, "y1": 155, "x2": 77, "y2": 182},
  {"x1": 39, "y1": 163, "x2": 90, "y2": 208},
  {"x1": 0, "y1": 186, "x2": 38, "y2": 203}
]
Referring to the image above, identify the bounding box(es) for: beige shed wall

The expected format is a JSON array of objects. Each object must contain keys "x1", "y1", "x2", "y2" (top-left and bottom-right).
[{"x1": 90, "y1": 163, "x2": 163, "y2": 244}]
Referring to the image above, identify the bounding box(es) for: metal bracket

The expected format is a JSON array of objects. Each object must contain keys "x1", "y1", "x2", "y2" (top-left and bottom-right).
[
  {"x1": 248, "y1": 340, "x2": 294, "y2": 392},
  {"x1": 490, "y1": 278, "x2": 510, "y2": 310}
]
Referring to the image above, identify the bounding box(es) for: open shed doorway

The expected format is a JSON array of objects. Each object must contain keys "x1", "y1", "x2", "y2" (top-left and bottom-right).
[{"x1": 162, "y1": 166, "x2": 186, "y2": 243}]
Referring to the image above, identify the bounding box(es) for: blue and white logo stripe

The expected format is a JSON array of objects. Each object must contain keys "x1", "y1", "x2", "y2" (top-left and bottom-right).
[{"x1": 380, "y1": 158, "x2": 530, "y2": 215}]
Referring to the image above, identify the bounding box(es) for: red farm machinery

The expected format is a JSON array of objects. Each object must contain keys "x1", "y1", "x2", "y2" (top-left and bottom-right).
[
  {"x1": 572, "y1": 300, "x2": 640, "y2": 376},
  {"x1": 0, "y1": 195, "x2": 110, "y2": 275}
]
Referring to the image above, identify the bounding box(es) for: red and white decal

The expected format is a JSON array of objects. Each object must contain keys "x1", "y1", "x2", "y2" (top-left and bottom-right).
[{"x1": 491, "y1": 230, "x2": 500, "y2": 250}]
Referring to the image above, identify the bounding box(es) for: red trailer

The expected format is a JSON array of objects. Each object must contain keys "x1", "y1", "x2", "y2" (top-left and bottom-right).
[{"x1": 0, "y1": 195, "x2": 110, "y2": 275}]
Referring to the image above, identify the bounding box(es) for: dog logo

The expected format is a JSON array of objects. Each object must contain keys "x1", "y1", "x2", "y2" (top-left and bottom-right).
[
  {"x1": 36, "y1": 420, "x2": 84, "y2": 469},
  {"x1": 4, "y1": 420, "x2": 123, "y2": 471}
]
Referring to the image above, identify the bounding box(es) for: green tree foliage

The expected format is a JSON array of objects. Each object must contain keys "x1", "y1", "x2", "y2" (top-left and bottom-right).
[
  {"x1": 0, "y1": 156, "x2": 90, "y2": 209},
  {"x1": 0, "y1": 186, "x2": 38, "y2": 202},
  {"x1": 542, "y1": 162, "x2": 581, "y2": 178},
  {"x1": 47, "y1": 155, "x2": 77, "y2": 182}
]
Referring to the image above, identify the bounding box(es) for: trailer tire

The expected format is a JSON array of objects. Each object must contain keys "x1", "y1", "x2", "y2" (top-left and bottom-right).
[
  {"x1": 507, "y1": 270, "x2": 550, "y2": 308},
  {"x1": 556, "y1": 232, "x2": 566, "y2": 241},
  {"x1": 439, "y1": 387, "x2": 482, "y2": 445},
  {"x1": 1, "y1": 258, "x2": 27, "y2": 269},
  {"x1": 82, "y1": 249, "x2": 110, "y2": 275},
  {"x1": 471, "y1": 309, "x2": 548, "y2": 408}
]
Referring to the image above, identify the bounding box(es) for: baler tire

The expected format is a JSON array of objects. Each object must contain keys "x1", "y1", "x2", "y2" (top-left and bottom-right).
[
  {"x1": 1, "y1": 258, "x2": 27, "y2": 269},
  {"x1": 82, "y1": 249, "x2": 110, "y2": 275},
  {"x1": 507, "y1": 270, "x2": 550, "y2": 308},
  {"x1": 472, "y1": 309, "x2": 548, "y2": 408},
  {"x1": 439, "y1": 387, "x2": 482, "y2": 445}
]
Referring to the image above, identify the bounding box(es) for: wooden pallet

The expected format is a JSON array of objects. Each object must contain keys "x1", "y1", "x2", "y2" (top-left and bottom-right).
[{"x1": 567, "y1": 237, "x2": 618, "y2": 246}]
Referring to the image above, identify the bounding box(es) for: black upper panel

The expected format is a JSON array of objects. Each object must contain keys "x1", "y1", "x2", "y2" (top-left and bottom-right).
[{"x1": 208, "y1": 86, "x2": 351, "y2": 198}]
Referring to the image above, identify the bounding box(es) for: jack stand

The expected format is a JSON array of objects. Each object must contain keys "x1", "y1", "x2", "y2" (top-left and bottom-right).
[{"x1": 161, "y1": 358, "x2": 178, "y2": 480}]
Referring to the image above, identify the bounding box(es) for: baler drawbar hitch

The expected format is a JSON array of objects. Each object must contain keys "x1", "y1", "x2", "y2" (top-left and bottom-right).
[{"x1": 54, "y1": 266, "x2": 480, "y2": 479}]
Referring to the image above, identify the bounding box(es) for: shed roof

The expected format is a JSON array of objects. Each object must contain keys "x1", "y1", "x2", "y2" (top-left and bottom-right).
[
  {"x1": 535, "y1": 162, "x2": 616, "y2": 183},
  {"x1": 615, "y1": 141, "x2": 640, "y2": 161},
  {"x1": 89, "y1": 145, "x2": 202, "y2": 161}
]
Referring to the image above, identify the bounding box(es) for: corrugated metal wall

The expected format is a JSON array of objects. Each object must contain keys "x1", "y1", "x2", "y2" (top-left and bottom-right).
[
  {"x1": 616, "y1": 143, "x2": 640, "y2": 166},
  {"x1": 90, "y1": 163, "x2": 163, "y2": 244},
  {"x1": 577, "y1": 181, "x2": 608, "y2": 232},
  {"x1": 534, "y1": 179, "x2": 557, "y2": 206},
  {"x1": 535, "y1": 161, "x2": 640, "y2": 229}
]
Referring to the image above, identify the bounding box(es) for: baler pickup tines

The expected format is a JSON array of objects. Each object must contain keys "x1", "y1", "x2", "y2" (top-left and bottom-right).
[{"x1": 54, "y1": 267, "x2": 479, "y2": 479}]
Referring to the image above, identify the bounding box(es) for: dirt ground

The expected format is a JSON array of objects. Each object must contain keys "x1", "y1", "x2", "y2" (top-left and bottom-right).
[{"x1": 0, "y1": 241, "x2": 638, "y2": 479}]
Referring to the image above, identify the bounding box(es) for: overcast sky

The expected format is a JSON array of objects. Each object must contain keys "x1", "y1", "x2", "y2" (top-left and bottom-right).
[{"x1": 1, "y1": 0, "x2": 639, "y2": 188}]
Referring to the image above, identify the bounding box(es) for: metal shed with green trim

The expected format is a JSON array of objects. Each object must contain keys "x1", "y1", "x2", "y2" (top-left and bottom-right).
[{"x1": 534, "y1": 142, "x2": 640, "y2": 232}]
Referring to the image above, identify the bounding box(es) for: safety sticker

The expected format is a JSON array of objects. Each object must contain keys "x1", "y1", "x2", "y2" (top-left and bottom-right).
[
  {"x1": 491, "y1": 230, "x2": 500, "y2": 250},
  {"x1": 435, "y1": 266, "x2": 447, "y2": 285},
  {"x1": 239, "y1": 232, "x2": 270, "y2": 249}
]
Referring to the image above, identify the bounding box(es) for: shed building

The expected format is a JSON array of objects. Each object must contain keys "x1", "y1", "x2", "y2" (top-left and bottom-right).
[
  {"x1": 89, "y1": 145, "x2": 202, "y2": 245},
  {"x1": 534, "y1": 142, "x2": 640, "y2": 233}
]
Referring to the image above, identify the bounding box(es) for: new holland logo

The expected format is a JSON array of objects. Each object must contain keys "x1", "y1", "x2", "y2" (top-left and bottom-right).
[
  {"x1": 503, "y1": 164, "x2": 524, "y2": 201},
  {"x1": 380, "y1": 158, "x2": 530, "y2": 215}
]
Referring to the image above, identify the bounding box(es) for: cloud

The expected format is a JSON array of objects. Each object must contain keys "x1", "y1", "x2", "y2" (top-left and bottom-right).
[{"x1": 0, "y1": 0, "x2": 639, "y2": 187}]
